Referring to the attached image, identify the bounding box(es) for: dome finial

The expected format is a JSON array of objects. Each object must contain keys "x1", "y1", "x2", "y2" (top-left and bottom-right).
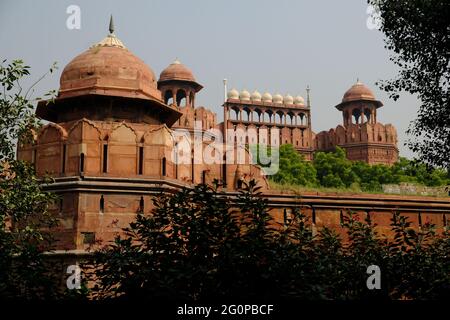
[
  {"x1": 109, "y1": 15, "x2": 115, "y2": 34},
  {"x1": 91, "y1": 15, "x2": 126, "y2": 49}
]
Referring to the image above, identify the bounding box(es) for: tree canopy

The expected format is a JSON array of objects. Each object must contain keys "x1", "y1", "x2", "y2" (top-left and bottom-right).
[
  {"x1": 269, "y1": 144, "x2": 449, "y2": 192},
  {"x1": 270, "y1": 144, "x2": 317, "y2": 187},
  {"x1": 369, "y1": 0, "x2": 450, "y2": 169},
  {"x1": 0, "y1": 59, "x2": 59, "y2": 299}
]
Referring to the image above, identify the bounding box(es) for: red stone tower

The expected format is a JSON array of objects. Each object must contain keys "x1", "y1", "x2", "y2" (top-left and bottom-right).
[
  {"x1": 315, "y1": 81, "x2": 399, "y2": 165},
  {"x1": 16, "y1": 19, "x2": 266, "y2": 250}
]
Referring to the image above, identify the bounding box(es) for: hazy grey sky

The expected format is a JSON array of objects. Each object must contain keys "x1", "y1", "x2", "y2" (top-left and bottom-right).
[{"x1": 0, "y1": 0, "x2": 420, "y2": 157}]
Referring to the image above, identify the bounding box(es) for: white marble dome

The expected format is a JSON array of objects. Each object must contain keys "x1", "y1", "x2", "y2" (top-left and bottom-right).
[
  {"x1": 284, "y1": 94, "x2": 294, "y2": 104},
  {"x1": 262, "y1": 92, "x2": 272, "y2": 102},
  {"x1": 273, "y1": 93, "x2": 283, "y2": 104},
  {"x1": 227, "y1": 88, "x2": 239, "y2": 100},
  {"x1": 251, "y1": 90, "x2": 262, "y2": 101},
  {"x1": 294, "y1": 95, "x2": 305, "y2": 105},
  {"x1": 240, "y1": 89, "x2": 251, "y2": 101}
]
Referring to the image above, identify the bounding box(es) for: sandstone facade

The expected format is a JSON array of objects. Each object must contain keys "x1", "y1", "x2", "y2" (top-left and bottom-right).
[{"x1": 16, "y1": 22, "x2": 448, "y2": 252}]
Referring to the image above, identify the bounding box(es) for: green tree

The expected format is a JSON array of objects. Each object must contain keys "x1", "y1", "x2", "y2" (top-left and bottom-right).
[
  {"x1": 271, "y1": 145, "x2": 449, "y2": 192},
  {"x1": 270, "y1": 144, "x2": 317, "y2": 187},
  {"x1": 351, "y1": 162, "x2": 397, "y2": 192},
  {"x1": 0, "y1": 59, "x2": 59, "y2": 299},
  {"x1": 390, "y1": 157, "x2": 450, "y2": 187},
  {"x1": 313, "y1": 147, "x2": 358, "y2": 188},
  {"x1": 369, "y1": 0, "x2": 450, "y2": 168}
]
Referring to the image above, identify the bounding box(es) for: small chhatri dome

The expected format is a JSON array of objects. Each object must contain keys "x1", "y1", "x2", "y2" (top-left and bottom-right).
[
  {"x1": 251, "y1": 90, "x2": 262, "y2": 101},
  {"x1": 262, "y1": 92, "x2": 272, "y2": 102},
  {"x1": 342, "y1": 80, "x2": 376, "y2": 103},
  {"x1": 294, "y1": 95, "x2": 305, "y2": 105},
  {"x1": 159, "y1": 58, "x2": 197, "y2": 83},
  {"x1": 273, "y1": 93, "x2": 283, "y2": 104},
  {"x1": 227, "y1": 88, "x2": 239, "y2": 100},
  {"x1": 158, "y1": 58, "x2": 203, "y2": 92},
  {"x1": 58, "y1": 16, "x2": 160, "y2": 101},
  {"x1": 284, "y1": 94, "x2": 294, "y2": 105},
  {"x1": 335, "y1": 80, "x2": 383, "y2": 110},
  {"x1": 240, "y1": 89, "x2": 251, "y2": 101}
]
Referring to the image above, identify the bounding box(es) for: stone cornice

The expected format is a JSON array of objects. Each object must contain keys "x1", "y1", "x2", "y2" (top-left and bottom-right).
[{"x1": 42, "y1": 176, "x2": 450, "y2": 213}]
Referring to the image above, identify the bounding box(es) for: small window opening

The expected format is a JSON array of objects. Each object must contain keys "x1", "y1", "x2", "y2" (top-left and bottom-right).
[
  {"x1": 138, "y1": 146, "x2": 144, "y2": 175},
  {"x1": 102, "y1": 145, "x2": 108, "y2": 173},
  {"x1": 100, "y1": 195, "x2": 105, "y2": 213}
]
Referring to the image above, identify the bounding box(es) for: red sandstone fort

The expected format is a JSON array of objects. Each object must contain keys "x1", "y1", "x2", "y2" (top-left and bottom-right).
[{"x1": 17, "y1": 20, "x2": 449, "y2": 250}]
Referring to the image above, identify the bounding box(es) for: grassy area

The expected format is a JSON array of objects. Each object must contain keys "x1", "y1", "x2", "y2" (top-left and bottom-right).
[
  {"x1": 268, "y1": 180, "x2": 368, "y2": 195},
  {"x1": 268, "y1": 180, "x2": 448, "y2": 197}
]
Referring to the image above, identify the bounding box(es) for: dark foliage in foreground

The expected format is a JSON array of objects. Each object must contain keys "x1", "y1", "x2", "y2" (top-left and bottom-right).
[{"x1": 89, "y1": 180, "x2": 450, "y2": 300}]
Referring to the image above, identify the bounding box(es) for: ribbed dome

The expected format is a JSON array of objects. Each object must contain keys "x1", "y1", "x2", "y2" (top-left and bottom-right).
[
  {"x1": 251, "y1": 90, "x2": 262, "y2": 101},
  {"x1": 240, "y1": 89, "x2": 251, "y2": 101},
  {"x1": 227, "y1": 88, "x2": 239, "y2": 100},
  {"x1": 273, "y1": 93, "x2": 283, "y2": 104},
  {"x1": 294, "y1": 95, "x2": 305, "y2": 105},
  {"x1": 342, "y1": 81, "x2": 376, "y2": 103},
  {"x1": 284, "y1": 94, "x2": 294, "y2": 105},
  {"x1": 159, "y1": 58, "x2": 196, "y2": 82},
  {"x1": 262, "y1": 92, "x2": 272, "y2": 102},
  {"x1": 59, "y1": 32, "x2": 161, "y2": 101}
]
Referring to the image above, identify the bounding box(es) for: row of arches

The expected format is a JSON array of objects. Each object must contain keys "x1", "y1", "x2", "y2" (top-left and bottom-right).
[
  {"x1": 162, "y1": 88, "x2": 195, "y2": 108},
  {"x1": 20, "y1": 120, "x2": 267, "y2": 191},
  {"x1": 228, "y1": 107, "x2": 309, "y2": 126},
  {"x1": 33, "y1": 141, "x2": 172, "y2": 179},
  {"x1": 31, "y1": 120, "x2": 180, "y2": 146},
  {"x1": 19, "y1": 121, "x2": 179, "y2": 178},
  {"x1": 343, "y1": 107, "x2": 377, "y2": 126},
  {"x1": 228, "y1": 126, "x2": 311, "y2": 148}
]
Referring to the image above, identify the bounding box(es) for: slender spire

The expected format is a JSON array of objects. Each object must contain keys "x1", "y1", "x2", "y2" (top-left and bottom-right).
[
  {"x1": 109, "y1": 15, "x2": 115, "y2": 34},
  {"x1": 223, "y1": 78, "x2": 228, "y2": 103},
  {"x1": 306, "y1": 85, "x2": 311, "y2": 107}
]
